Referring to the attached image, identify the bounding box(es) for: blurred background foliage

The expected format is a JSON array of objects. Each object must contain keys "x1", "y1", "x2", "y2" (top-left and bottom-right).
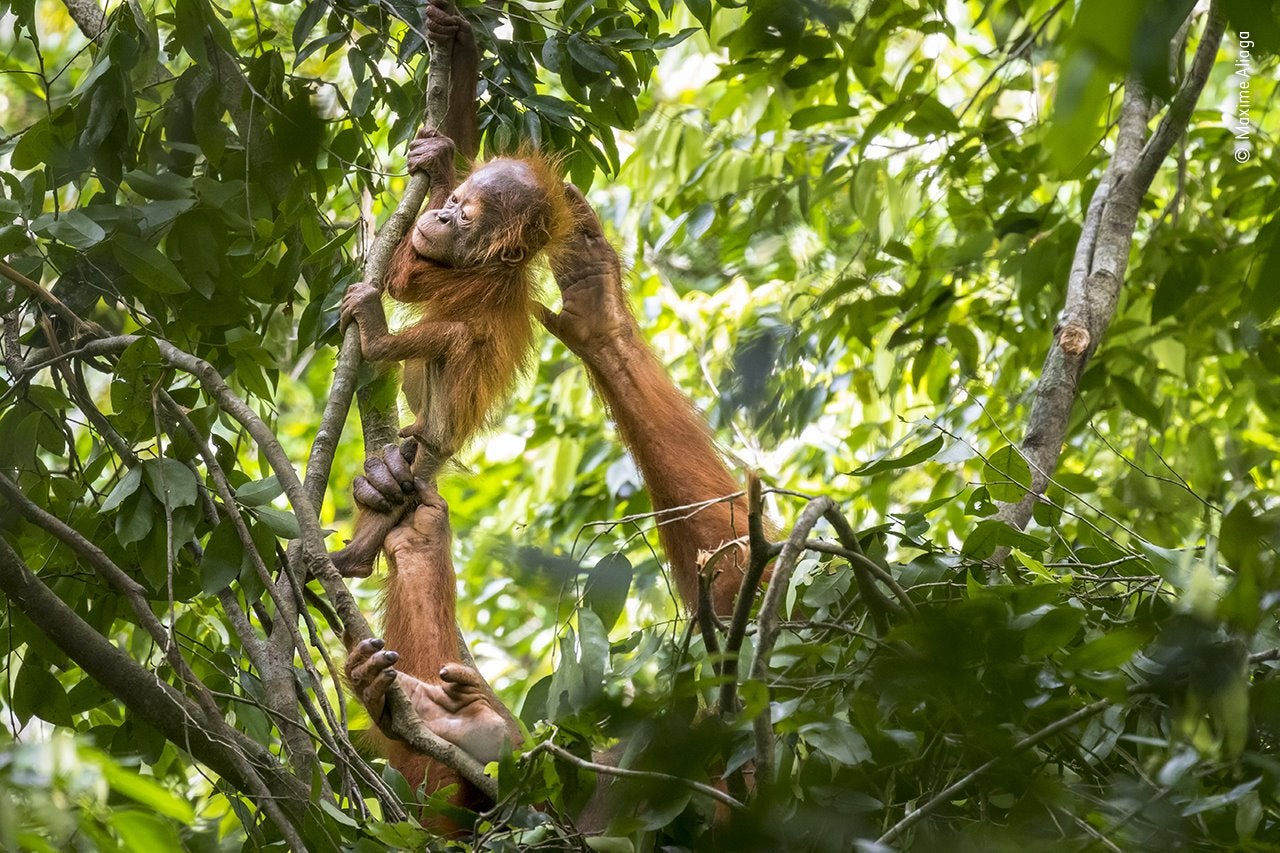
[{"x1": 2, "y1": 0, "x2": 1279, "y2": 849}]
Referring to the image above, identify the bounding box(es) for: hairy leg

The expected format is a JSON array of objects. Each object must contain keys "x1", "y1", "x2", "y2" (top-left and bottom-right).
[
  {"x1": 343, "y1": 470, "x2": 519, "y2": 809},
  {"x1": 425, "y1": 0, "x2": 479, "y2": 162}
]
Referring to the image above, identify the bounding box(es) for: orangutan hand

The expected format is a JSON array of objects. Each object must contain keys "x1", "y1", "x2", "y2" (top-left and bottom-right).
[
  {"x1": 407, "y1": 128, "x2": 457, "y2": 187},
  {"x1": 383, "y1": 484, "x2": 451, "y2": 560},
  {"x1": 539, "y1": 183, "x2": 637, "y2": 358}
]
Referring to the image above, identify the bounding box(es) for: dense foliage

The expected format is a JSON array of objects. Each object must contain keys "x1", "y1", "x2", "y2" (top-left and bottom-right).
[{"x1": 2, "y1": 0, "x2": 1279, "y2": 849}]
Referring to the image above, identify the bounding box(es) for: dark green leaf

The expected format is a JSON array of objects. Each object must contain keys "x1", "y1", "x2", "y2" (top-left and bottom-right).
[
  {"x1": 202, "y1": 520, "x2": 243, "y2": 595},
  {"x1": 142, "y1": 458, "x2": 198, "y2": 509},
  {"x1": 1062, "y1": 627, "x2": 1151, "y2": 670},
  {"x1": 583, "y1": 553, "x2": 633, "y2": 631},
  {"x1": 14, "y1": 657, "x2": 73, "y2": 726},
  {"x1": 113, "y1": 234, "x2": 188, "y2": 294},
  {"x1": 234, "y1": 476, "x2": 283, "y2": 508},
  {"x1": 851, "y1": 435, "x2": 943, "y2": 476},
  {"x1": 253, "y1": 506, "x2": 301, "y2": 540},
  {"x1": 41, "y1": 210, "x2": 107, "y2": 249}
]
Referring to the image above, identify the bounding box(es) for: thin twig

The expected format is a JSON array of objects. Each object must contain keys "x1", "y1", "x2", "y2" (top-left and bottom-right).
[
  {"x1": 814, "y1": 510, "x2": 918, "y2": 618},
  {"x1": 0, "y1": 259, "x2": 103, "y2": 336},
  {"x1": 876, "y1": 699, "x2": 1110, "y2": 845},
  {"x1": 525, "y1": 740, "x2": 743, "y2": 810}
]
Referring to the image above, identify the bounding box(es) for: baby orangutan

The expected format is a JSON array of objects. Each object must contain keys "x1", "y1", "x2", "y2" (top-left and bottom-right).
[{"x1": 333, "y1": 131, "x2": 573, "y2": 577}]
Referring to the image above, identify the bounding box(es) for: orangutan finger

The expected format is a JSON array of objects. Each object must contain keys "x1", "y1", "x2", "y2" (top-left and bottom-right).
[
  {"x1": 382, "y1": 443, "x2": 415, "y2": 492},
  {"x1": 350, "y1": 648, "x2": 400, "y2": 695},
  {"x1": 344, "y1": 637, "x2": 384, "y2": 680},
  {"x1": 352, "y1": 476, "x2": 393, "y2": 513},
  {"x1": 439, "y1": 663, "x2": 485, "y2": 689},
  {"x1": 363, "y1": 454, "x2": 403, "y2": 501}
]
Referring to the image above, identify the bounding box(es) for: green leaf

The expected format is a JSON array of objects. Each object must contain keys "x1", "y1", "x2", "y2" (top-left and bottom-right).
[
  {"x1": 41, "y1": 210, "x2": 107, "y2": 249},
  {"x1": 202, "y1": 519, "x2": 244, "y2": 595},
  {"x1": 982, "y1": 445, "x2": 1032, "y2": 502},
  {"x1": 110, "y1": 810, "x2": 183, "y2": 851},
  {"x1": 583, "y1": 553, "x2": 633, "y2": 632},
  {"x1": 172, "y1": 0, "x2": 208, "y2": 63},
  {"x1": 577, "y1": 608, "x2": 608, "y2": 700},
  {"x1": 961, "y1": 519, "x2": 1048, "y2": 559},
  {"x1": 109, "y1": 337, "x2": 165, "y2": 430},
  {"x1": 113, "y1": 233, "x2": 188, "y2": 294},
  {"x1": 851, "y1": 435, "x2": 943, "y2": 476},
  {"x1": 653, "y1": 28, "x2": 698, "y2": 49},
  {"x1": 13, "y1": 657, "x2": 73, "y2": 726},
  {"x1": 253, "y1": 506, "x2": 301, "y2": 540},
  {"x1": 1182, "y1": 777, "x2": 1262, "y2": 817},
  {"x1": 292, "y1": 0, "x2": 326, "y2": 52},
  {"x1": 11, "y1": 115, "x2": 54, "y2": 170},
  {"x1": 1018, "y1": 605, "x2": 1085, "y2": 657},
  {"x1": 100, "y1": 465, "x2": 144, "y2": 513},
  {"x1": 684, "y1": 0, "x2": 711, "y2": 30},
  {"x1": 567, "y1": 34, "x2": 616, "y2": 75},
  {"x1": 115, "y1": 491, "x2": 155, "y2": 547},
  {"x1": 518, "y1": 675, "x2": 552, "y2": 729},
  {"x1": 790, "y1": 105, "x2": 857, "y2": 129},
  {"x1": 124, "y1": 169, "x2": 194, "y2": 200},
  {"x1": 142, "y1": 458, "x2": 198, "y2": 509},
  {"x1": 100, "y1": 763, "x2": 197, "y2": 822},
  {"x1": 234, "y1": 476, "x2": 283, "y2": 507},
  {"x1": 1061, "y1": 627, "x2": 1151, "y2": 670},
  {"x1": 800, "y1": 718, "x2": 871, "y2": 766},
  {"x1": 686, "y1": 202, "x2": 715, "y2": 240}
]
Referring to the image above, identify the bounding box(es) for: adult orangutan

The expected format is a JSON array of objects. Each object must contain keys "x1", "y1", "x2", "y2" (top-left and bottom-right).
[
  {"x1": 331, "y1": 0, "x2": 574, "y2": 579},
  {"x1": 344, "y1": 450, "x2": 518, "y2": 817},
  {"x1": 540, "y1": 186, "x2": 754, "y2": 615}
]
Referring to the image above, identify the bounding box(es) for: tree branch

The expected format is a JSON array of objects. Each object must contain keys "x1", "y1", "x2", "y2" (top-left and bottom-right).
[
  {"x1": 718, "y1": 474, "x2": 770, "y2": 717},
  {"x1": 0, "y1": 538, "x2": 309, "y2": 849},
  {"x1": 996, "y1": 5, "x2": 1226, "y2": 539},
  {"x1": 748, "y1": 496, "x2": 834, "y2": 783},
  {"x1": 0, "y1": 259, "x2": 103, "y2": 337}
]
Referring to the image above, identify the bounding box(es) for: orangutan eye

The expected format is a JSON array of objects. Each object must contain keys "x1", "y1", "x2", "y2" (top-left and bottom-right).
[{"x1": 457, "y1": 208, "x2": 473, "y2": 225}]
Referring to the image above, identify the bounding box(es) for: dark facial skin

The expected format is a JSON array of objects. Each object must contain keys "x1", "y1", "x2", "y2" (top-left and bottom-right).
[{"x1": 409, "y1": 159, "x2": 543, "y2": 268}]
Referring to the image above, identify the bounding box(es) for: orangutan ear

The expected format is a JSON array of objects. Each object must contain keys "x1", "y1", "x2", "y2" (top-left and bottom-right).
[{"x1": 500, "y1": 246, "x2": 526, "y2": 266}]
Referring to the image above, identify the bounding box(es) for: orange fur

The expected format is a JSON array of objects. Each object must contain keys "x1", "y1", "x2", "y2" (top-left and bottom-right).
[
  {"x1": 333, "y1": 150, "x2": 574, "y2": 578},
  {"x1": 542, "y1": 188, "x2": 756, "y2": 615},
  {"x1": 588, "y1": 341, "x2": 751, "y2": 614},
  {"x1": 387, "y1": 242, "x2": 537, "y2": 450},
  {"x1": 380, "y1": 529, "x2": 489, "y2": 823},
  {"x1": 381, "y1": 149, "x2": 574, "y2": 461}
]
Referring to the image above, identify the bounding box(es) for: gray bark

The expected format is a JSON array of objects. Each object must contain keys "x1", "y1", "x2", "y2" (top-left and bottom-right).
[{"x1": 996, "y1": 4, "x2": 1226, "y2": 540}]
